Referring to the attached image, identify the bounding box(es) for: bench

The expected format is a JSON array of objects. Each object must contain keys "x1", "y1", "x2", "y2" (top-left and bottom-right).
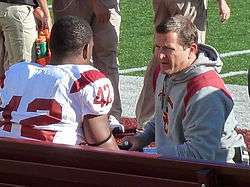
[{"x1": 0, "y1": 138, "x2": 250, "y2": 187}]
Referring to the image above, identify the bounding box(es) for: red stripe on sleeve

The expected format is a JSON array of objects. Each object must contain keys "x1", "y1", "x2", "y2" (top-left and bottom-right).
[
  {"x1": 70, "y1": 70, "x2": 106, "y2": 93},
  {"x1": 184, "y1": 70, "x2": 232, "y2": 110}
]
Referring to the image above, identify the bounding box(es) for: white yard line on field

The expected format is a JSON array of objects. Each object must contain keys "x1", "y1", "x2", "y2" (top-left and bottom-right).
[
  {"x1": 119, "y1": 67, "x2": 147, "y2": 74},
  {"x1": 220, "y1": 70, "x2": 248, "y2": 78},
  {"x1": 220, "y1": 49, "x2": 250, "y2": 58}
]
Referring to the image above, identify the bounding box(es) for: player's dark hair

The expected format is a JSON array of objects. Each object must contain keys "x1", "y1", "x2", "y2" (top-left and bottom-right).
[
  {"x1": 50, "y1": 16, "x2": 93, "y2": 57},
  {"x1": 156, "y1": 15, "x2": 198, "y2": 49}
]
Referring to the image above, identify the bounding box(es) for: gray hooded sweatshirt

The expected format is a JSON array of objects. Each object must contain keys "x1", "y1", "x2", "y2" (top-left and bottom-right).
[{"x1": 137, "y1": 44, "x2": 246, "y2": 163}]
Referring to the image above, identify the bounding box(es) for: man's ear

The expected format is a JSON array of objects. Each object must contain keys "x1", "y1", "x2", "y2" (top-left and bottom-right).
[
  {"x1": 190, "y1": 42, "x2": 198, "y2": 55},
  {"x1": 82, "y1": 44, "x2": 88, "y2": 60},
  {"x1": 188, "y1": 42, "x2": 198, "y2": 60}
]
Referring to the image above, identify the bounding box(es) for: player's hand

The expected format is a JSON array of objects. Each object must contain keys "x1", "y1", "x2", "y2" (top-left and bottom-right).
[
  {"x1": 120, "y1": 136, "x2": 144, "y2": 151},
  {"x1": 92, "y1": 0, "x2": 110, "y2": 24},
  {"x1": 218, "y1": 0, "x2": 230, "y2": 23}
]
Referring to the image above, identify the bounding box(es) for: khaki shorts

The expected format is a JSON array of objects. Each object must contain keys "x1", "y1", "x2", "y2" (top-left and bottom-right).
[{"x1": 0, "y1": 2, "x2": 37, "y2": 75}]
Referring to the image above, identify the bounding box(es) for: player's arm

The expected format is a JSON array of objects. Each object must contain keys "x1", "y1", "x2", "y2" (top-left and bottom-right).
[
  {"x1": 83, "y1": 114, "x2": 119, "y2": 150},
  {"x1": 79, "y1": 70, "x2": 118, "y2": 150}
]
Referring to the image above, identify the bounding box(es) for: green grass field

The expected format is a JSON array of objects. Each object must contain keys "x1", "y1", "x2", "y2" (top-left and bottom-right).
[{"x1": 48, "y1": 0, "x2": 250, "y2": 85}]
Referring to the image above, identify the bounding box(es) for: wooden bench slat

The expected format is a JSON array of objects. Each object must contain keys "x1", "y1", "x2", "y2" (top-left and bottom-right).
[
  {"x1": 0, "y1": 138, "x2": 250, "y2": 187},
  {"x1": 0, "y1": 158, "x2": 200, "y2": 187}
]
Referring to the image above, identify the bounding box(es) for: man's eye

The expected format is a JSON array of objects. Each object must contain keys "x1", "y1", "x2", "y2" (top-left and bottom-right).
[{"x1": 162, "y1": 46, "x2": 169, "y2": 50}]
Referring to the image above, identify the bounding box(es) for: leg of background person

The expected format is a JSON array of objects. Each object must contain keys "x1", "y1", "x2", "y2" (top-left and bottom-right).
[
  {"x1": 193, "y1": 0, "x2": 207, "y2": 44},
  {"x1": 135, "y1": 0, "x2": 178, "y2": 128},
  {"x1": 135, "y1": 0, "x2": 162, "y2": 128},
  {"x1": 92, "y1": 4, "x2": 122, "y2": 121},
  {"x1": 135, "y1": 56, "x2": 159, "y2": 128},
  {"x1": 180, "y1": 0, "x2": 207, "y2": 44},
  {"x1": 2, "y1": 4, "x2": 37, "y2": 70},
  {"x1": 52, "y1": 0, "x2": 87, "y2": 22}
]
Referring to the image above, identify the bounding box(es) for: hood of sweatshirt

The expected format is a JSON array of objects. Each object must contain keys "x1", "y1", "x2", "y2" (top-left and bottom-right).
[{"x1": 169, "y1": 44, "x2": 223, "y2": 83}]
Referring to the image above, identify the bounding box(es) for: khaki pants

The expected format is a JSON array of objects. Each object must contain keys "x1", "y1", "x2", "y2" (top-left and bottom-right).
[
  {"x1": 0, "y1": 2, "x2": 37, "y2": 76},
  {"x1": 136, "y1": 0, "x2": 208, "y2": 128},
  {"x1": 53, "y1": 0, "x2": 122, "y2": 120}
]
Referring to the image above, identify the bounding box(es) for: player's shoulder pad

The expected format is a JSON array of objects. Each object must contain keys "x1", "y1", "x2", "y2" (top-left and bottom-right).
[{"x1": 70, "y1": 69, "x2": 107, "y2": 93}]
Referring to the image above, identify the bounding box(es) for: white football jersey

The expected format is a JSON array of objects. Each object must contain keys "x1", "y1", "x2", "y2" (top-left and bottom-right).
[{"x1": 0, "y1": 61, "x2": 114, "y2": 145}]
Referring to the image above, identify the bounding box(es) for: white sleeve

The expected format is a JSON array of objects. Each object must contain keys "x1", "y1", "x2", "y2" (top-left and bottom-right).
[{"x1": 81, "y1": 77, "x2": 114, "y2": 116}]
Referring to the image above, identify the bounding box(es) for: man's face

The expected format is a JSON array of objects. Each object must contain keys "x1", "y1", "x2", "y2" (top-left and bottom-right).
[{"x1": 155, "y1": 32, "x2": 192, "y2": 75}]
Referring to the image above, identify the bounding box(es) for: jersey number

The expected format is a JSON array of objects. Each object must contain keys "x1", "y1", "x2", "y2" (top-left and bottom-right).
[
  {"x1": 93, "y1": 84, "x2": 112, "y2": 107},
  {"x1": 0, "y1": 96, "x2": 62, "y2": 142}
]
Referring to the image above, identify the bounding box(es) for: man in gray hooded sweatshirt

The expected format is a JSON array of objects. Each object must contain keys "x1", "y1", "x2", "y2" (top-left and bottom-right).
[{"x1": 124, "y1": 15, "x2": 247, "y2": 163}]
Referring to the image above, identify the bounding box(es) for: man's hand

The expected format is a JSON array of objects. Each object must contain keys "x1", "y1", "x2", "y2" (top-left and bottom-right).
[
  {"x1": 120, "y1": 136, "x2": 145, "y2": 151},
  {"x1": 39, "y1": 16, "x2": 52, "y2": 31},
  {"x1": 34, "y1": 1, "x2": 52, "y2": 31},
  {"x1": 218, "y1": 0, "x2": 230, "y2": 23},
  {"x1": 92, "y1": 0, "x2": 110, "y2": 24}
]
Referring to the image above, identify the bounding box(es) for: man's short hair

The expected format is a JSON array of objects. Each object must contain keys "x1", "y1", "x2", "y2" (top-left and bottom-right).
[
  {"x1": 156, "y1": 15, "x2": 198, "y2": 48},
  {"x1": 50, "y1": 16, "x2": 93, "y2": 57}
]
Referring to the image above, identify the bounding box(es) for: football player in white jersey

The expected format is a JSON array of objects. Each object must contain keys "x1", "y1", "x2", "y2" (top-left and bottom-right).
[{"x1": 0, "y1": 16, "x2": 119, "y2": 150}]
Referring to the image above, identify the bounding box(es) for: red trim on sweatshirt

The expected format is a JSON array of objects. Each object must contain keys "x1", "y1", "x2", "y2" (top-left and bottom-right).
[{"x1": 184, "y1": 70, "x2": 232, "y2": 110}]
